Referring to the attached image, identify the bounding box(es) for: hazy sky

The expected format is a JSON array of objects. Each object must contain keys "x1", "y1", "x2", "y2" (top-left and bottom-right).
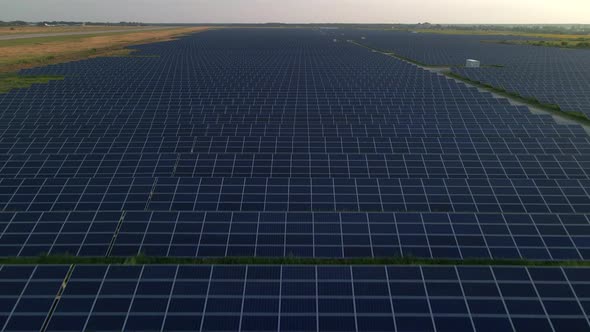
[{"x1": 1, "y1": 0, "x2": 589, "y2": 24}]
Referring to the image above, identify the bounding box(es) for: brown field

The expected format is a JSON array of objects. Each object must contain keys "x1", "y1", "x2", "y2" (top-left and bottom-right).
[
  {"x1": 0, "y1": 27, "x2": 209, "y2": 73},
  {"x1": 0, "y1": 25, "x2": 151, "y2": 35}
]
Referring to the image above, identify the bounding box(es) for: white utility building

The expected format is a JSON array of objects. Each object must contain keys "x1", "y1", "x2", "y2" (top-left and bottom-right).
[{"x1": 466, "y1": 59, "x2": 481, "y2": 68}]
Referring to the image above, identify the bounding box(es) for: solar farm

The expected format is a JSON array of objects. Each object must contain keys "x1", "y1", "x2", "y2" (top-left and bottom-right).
[
  {"x1": 0, "y1": 28, "x2": 590, "y2": 331},
  {"x1": 340, "y1": 29, "x2": 590, "y2": 118}
]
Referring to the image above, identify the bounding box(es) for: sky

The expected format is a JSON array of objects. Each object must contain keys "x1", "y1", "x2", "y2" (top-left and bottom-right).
[{"x1": 1, "y1": 0, "x2": 589, "y2": 24}]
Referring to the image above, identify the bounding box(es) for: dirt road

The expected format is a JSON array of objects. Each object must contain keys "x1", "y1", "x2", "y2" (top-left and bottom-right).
[{"x1": 0, "y1": 27, "x2": 176, "y2": 41}]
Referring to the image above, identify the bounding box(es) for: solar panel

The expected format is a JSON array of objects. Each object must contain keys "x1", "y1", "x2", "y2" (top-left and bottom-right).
[
  {"x1": 2, "y1": 264, "x2": 577, "y2": 332},
  {"x1": 0, "y1": 28, "x2": 588, "y2": 261},
  {"x1": 333, "y1": 29, "x2": 590, "y2": 118},
  {"x1": 0, "y1": 265, "x2": 69, "y2": 332},
  {"x1": 1, "y1": 27, "x2": 590, "y2": 332}
]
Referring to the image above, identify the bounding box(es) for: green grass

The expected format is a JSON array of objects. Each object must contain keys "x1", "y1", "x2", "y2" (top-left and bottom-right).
[
  {"x1": 383, "y1": 52, "x2": 503, "y2": 69},
  {"x1": 349, "y1": 41, "x2": 448, "y2": 68},
  {"x1": 385, "y1": 52, "x2": 442, "y2": 68},
  {"x1": 110, "y1": 52, "x2": 160, "y2": 58},
  {"x1": 484, "y1": 39, "x2": 590, "y2": 49},
  {"x1": 0, "y1": 54, "x2": 59, "y2": 67},
  {"x1": 0, "y1": 74, "x2": 64, "y2": 93},
  {"x1": 403, "y1": 28, "x2": 588, "y2": 40},
  {"x1": 1, "y1": 254, "x2": 590, "y2": 267}
]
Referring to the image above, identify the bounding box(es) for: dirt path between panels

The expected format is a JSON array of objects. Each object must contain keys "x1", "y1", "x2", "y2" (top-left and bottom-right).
[{"x1": 0, "y1": 27, "x2": 210, "y2": 73}]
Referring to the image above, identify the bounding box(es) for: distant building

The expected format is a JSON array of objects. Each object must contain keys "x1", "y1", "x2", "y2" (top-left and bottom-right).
[{"x1": 465, "y1": 59, "x2": 481, "y2": 68}]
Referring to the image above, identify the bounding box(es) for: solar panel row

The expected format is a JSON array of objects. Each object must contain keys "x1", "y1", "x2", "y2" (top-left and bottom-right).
[
  {"x1": 2, "y1": 264, "x2": 590, "y2": 332},
  {"x1": 3, "y1": 137, "x2": 589, "y2": 155},
  {"x1": 1, "y1": 176, "x2": 589, "y2": 212},
  {"x1": 2, "y1": 124, "x2": 586, "y2": 138},
  {"x1": 1, "y1": 211, "x2": 589, "y2": 259},
  {"x1": 1, "y1": 153, "x2": 590, "y2": 179}
]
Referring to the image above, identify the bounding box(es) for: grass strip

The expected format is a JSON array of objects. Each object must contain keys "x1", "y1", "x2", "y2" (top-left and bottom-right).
[
  {"x1": 484, "y1": 39, "x2": 590, "y2": 50},
  {"x1": 446, "y1": 72, "x2": 590, "y2": 122},
  {"x1": 406, "y1": 29, "x2": 587, "y2": 40},
  {"x1": 349, "y1": 41, "x2": 455, "y2": 68},
  {"x1": 1, "y1": 254, "x2": 589, "y2": 267},
  {"x1": 0, "y1": 74, "x2": 64, "y2": 93}
]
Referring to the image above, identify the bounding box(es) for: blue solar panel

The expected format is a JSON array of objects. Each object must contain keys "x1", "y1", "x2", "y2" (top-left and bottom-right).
[
  {"x1": 0, "y1": 265, "x2": 69, "y2": 332},
  {"x1": 334, "y1": 29, "x2": 590, "y2": 118},
  {"x1": 0, "y1": 264, "x2": 572, "y2": 332},
  {"x1": 0, "y1": 28, "x2": 588, "y2": 261}
]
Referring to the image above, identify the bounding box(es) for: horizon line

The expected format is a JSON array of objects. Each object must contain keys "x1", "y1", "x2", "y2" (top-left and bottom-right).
[{"x1": 2, "y1": 20, "x2": 590, "y2": 25}]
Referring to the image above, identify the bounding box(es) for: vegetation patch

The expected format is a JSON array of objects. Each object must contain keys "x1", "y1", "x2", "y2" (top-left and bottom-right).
[
  {"x1": 446, "y1": 71, "x2": 590, "y2": 122},
  {"x1": 484, "y1": 38, "x2": 590, "y2": 49},
  {"x1": 385, "y1": 52, "x2": 443, "y2": 68},
  {"x1": 0, "y1": 74, "x2": 64, "y2": 93},
  {"x1": 410, "y1": 28, "x2": 589, "y2": 40},
  {"x1": 110, "y1": 50, "x2": 161, "y2": 58},
  {"x1": 350, "y1": 40, "x2": 451, "y2": 68},
  {"x1": 2, "y1": 254, "x2": 590, "y2": 267}
]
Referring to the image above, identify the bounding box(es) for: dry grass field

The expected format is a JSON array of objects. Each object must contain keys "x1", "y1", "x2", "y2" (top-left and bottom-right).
[
  {"x1": 0, "y1": 27, "x2": 209, "y2": 73},
  {"x1": 0, "y1": 25, "x2": 149, "y2": 35},
  {"x1": 0, "y1": 27, "x2": 209, "y2": 93}
]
